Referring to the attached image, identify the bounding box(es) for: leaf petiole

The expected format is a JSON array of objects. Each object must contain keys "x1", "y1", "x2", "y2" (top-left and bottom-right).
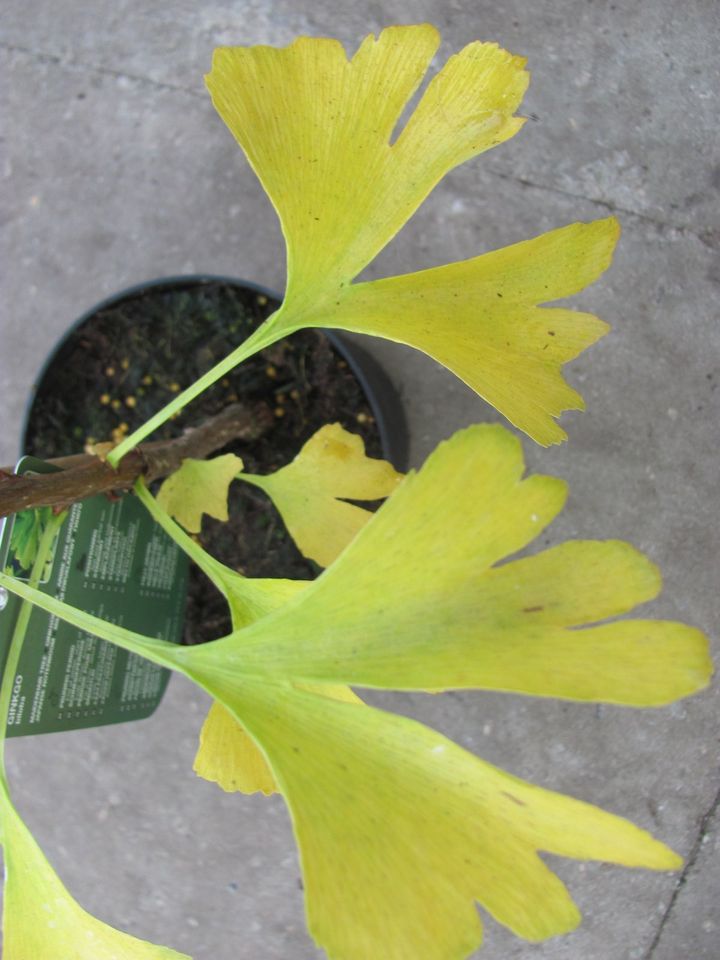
[
  {"x1": 0, "y1": 568, "x2": 182, "y2": 682},
  {"x1": 134, "y1": 478, "x2": 233, "y2": 596},
  {"x1": 107, "y1": 316, "x2": 284, "y2": 467}
]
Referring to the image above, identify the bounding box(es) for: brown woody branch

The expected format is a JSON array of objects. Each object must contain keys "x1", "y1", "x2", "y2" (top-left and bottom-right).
[{"x1": 0, "y1": 401, "x2": 273, "y2": 519}]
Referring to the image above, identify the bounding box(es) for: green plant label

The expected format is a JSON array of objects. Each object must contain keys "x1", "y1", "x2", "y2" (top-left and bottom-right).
[{"x1": 0, "y1": 457, "x2": 188, "y2": 736}]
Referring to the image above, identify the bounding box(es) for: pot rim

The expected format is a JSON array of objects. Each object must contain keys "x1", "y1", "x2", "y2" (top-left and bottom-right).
[{"x1": 22, "y1": 274, "x2": 408, "y2": 470}]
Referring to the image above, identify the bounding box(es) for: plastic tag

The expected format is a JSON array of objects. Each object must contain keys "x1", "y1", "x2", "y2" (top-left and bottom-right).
[{"x1": 0, "y1": 457, "x2": 188, "y2": 737}]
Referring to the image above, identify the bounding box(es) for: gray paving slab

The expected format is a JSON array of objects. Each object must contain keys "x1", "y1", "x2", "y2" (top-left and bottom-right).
[
  {"x1": 1, "y1": 2, "x2": 718, "y2": 959},
  {"x1": 2, "y1": 0, "x2": 717, "y2": 235},
  {"x1": 650, "y1": 791, "x2": 720, "y2": 960}
]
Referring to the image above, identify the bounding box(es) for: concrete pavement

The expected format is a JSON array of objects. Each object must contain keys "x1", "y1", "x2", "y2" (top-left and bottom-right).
[{"x1": 1, "y1": 2, "x2": 718, "y2": 957}]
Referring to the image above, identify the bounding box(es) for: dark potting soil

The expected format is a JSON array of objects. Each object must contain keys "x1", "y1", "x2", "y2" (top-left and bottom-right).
[{"x1": 23, "y1": 279, "x2": 387, "y2": 645}]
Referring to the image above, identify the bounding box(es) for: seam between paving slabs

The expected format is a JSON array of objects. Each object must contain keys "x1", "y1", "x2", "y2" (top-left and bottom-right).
[
  {"x1": 643, "y1": 783, "x2": 720, "y2": 960},
  {"x1": 0, "y1": 41, "x2": 205, "y2": 99},
  {"x1": 486, "y1": 168, "x2": 719, "y2": 249},
  {"x1": 3, "y1": 38, "x2": 719, "y2": 251}
]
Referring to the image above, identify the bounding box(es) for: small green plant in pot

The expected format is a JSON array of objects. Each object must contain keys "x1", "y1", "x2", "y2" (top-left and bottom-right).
[{"x1": 0, "y1": 23, "x2": 712, "y2": 960}]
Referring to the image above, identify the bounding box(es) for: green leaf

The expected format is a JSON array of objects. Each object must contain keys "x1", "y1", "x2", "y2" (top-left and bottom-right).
[{"x1": 9, "y1": 507, "x2": 53, "y2": 574}]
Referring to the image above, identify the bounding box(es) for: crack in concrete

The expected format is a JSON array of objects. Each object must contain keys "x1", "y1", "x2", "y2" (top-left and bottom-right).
[
  {"x1": 642, "y1": 783, "x2": 720, "y2": 959},
  {"x1": 0, "y1": 41, "x2": 205, "y2": 100},
  {"x1": 486, "y1": 168, "x2": 717, "y2": 249},
  {"x1": 3, "y1": 40, "x2": 717, "y2": 252}
]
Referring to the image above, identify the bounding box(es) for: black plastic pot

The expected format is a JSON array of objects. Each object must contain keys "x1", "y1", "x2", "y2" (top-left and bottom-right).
[{"x1": 21, "y1": 274, "x2": 409, "y2": 471}]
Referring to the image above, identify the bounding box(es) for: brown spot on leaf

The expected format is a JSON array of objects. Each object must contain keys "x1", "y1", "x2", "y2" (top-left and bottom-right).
[
  {"x1": 523, "y1": 605, "x2": 544, "y2": 613},
  {"x1": 501, "y1": 791, "x2": 527, "y2": 807}
]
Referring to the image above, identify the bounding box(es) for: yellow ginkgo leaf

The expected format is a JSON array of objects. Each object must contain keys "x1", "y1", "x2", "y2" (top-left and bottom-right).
[
  {"x1": 138, "y1": 474, "x2": 310, "y2": 633},
  {"x1": 1, "y1": 418, "x2": 711, "y2": 958},
  {"x1": 309, "y1": 218, "x2": 619, "y2": 445},
  {"x1": 156, "y1": 453, "x2": 243, "y2": 533},
  {"x1": 137, "y1": 475, "x2": 308, "y2": 796},
  {"x1": 191, "y1": 570, "x2": 306, "y2": 797},
  {"x1": 183, "y1": 553, "x2": 308, "y2": 798},
  {"x1": 163, "y1": 471, "x2": 360, "y2": 797},
  {"x1": 186, "y1": 513, "x2": 359, "y2": 795},
  {"x1": 239, "y1": 423, "x2": 402, "y2": 566},
  {"x1": 202, "y1": 424, "x2": 711, "y2": 706},
  {"x1": 0, "y1": 788, "x2": 188, "y2": 960},
  {"x1": 204, "y1": 29, "x2": 617, "y2": 446},
  {"x1": 107, "y1": 26, "x2": 614, "y2": 464},
  {"x1": 207, "y1": 25, "x2": 528, "y2": 303},
  {"x1": 107, "y1": 27, "x2": 606, "y2": 464},
  {"x1": 194, "y1": 683, "x2": 362, "y2": 796},
  {"x1": 0, "y1": 572, "x2": 693, "y2": 960},
  {"x1": 185, "y1": 677, "x2": 680, "y2": 960},
  {"x1": 194, "y1": 700, "x2": 277, "y2": 795}
]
